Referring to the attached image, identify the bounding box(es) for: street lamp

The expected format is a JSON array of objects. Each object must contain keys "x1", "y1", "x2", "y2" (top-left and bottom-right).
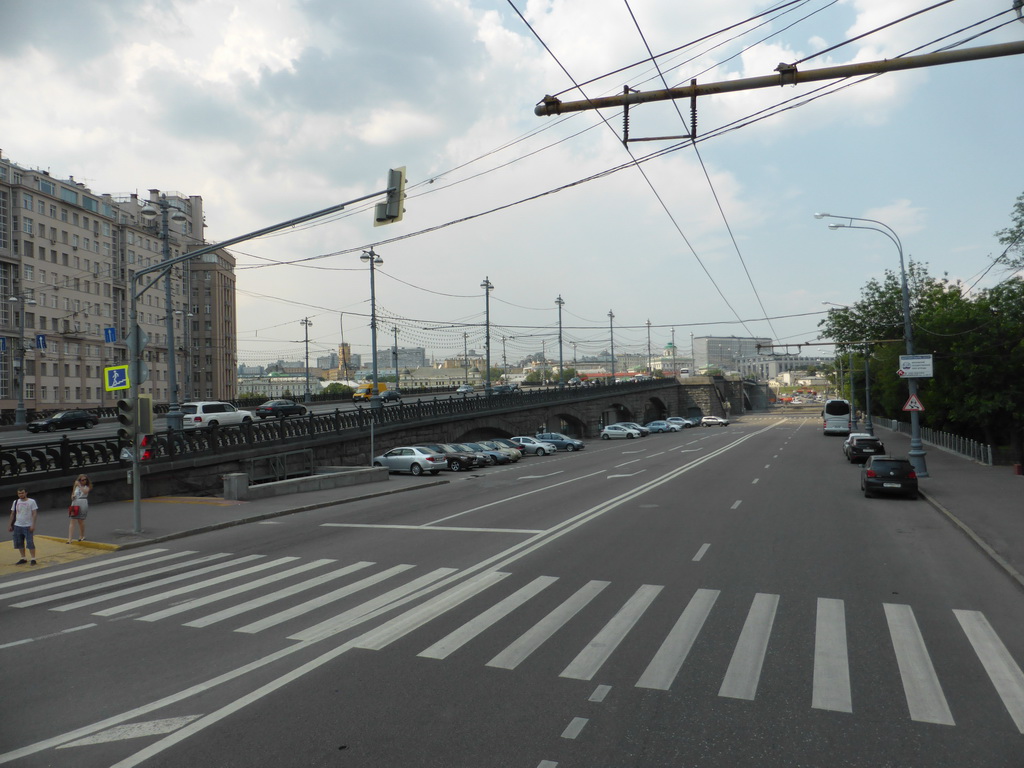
[
  {"x1": 359, "y1": 248, "x2": 383, "y2": 410},
  {"x1": 140, "y1": 195, "x2": 188, "y2": 431},
  {"x1": 608, "y1": 310, "x2": 615, "y2": 384},
  {"x1": 646, "y1": 319, "x2": 652, "y2": 374},
  {"x1": 816, "y1": 212, "x2": 927, "y2": 476},
  {"x1": 392, "y1": 326, "x2": 400, "y2": 391},
  {"x1": 555, "y1": 295, "x2": 565, "y2": 388},
  {"x1": 481, "y1": 277, "x2": 493, "y2": 394},
  {"x1": 8, "y1": 290, "x2": 37, "y2": 426},
  {"x1": 300, "y1": 317, "x2": 313, "y2": 404}
]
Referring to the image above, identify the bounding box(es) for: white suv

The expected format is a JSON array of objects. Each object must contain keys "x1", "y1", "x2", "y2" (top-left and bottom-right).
[{"x1": 182, "y1": 401, "x2": 254, "y2": 429}]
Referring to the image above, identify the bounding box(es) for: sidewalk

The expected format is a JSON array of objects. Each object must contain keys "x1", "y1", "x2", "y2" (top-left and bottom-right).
[{"x1": 3, "y1": 430, "x2": 1022, "y2": 590}]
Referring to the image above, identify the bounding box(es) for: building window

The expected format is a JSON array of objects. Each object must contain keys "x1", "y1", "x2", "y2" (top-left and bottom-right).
[{"x1": 61, "y1": 188, "x2": 78, "y2": 204}]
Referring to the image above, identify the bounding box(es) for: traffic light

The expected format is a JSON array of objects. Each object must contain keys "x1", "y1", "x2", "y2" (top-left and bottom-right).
[
  {"x1": 138, "y1": 394, "x2": 154, "y2": 434},
  {"x1": 139, "y1": 434, "x2": 155, "y2": 461},
  {"x1": 117, "y1": 397, "x2": 136, "y2": 442},
  {"x1": 374, "y1": 166, "x2": 406, "y2": 226}
]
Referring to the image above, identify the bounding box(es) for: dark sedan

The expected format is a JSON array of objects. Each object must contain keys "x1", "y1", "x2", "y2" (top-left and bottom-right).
[
  {"x1": 27, "y1": 410, "x2": 98, "y2": 433},
  {"x1": 861, "y1": 456, "x2": 919, "y2": 499},
  {"x1": 255, "y1": 399, "x2": 308, "y2": 419},
  {"x1": 846, "y1": 435, "x2": 886, "y2": 464},
  {"x1": 414, "y1": 443, "x2": 480, "y2": 472}
]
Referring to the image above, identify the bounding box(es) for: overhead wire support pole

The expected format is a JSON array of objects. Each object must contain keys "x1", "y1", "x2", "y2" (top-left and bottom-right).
[
  {"x1": 127, "y1": 183, "x2": 395, "y2": 534},
  {"x1": 535, "y1": 40, "x2": 1024, "y2": 116}
]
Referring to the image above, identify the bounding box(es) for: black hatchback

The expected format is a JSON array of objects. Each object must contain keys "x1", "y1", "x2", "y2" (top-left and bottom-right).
[
  {"x1": 26, "y1": 410, "x2": 99, "y2": 433},
  {"x1": 846, "y1": 436, "x2": 886, "y2": 464},
  {"x1": 860, "y1": 456, "x2": 919, "y2": 499}
]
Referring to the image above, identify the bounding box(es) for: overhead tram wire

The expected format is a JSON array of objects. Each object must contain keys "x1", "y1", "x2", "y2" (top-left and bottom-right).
[{"x1": 624, "y1": 0, "x2": 780, "y2": 343}]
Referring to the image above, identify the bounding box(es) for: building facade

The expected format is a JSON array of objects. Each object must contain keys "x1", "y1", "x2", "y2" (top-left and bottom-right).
[{"x1": 0, "y1": 152, "x2": 236, "y2": 416}]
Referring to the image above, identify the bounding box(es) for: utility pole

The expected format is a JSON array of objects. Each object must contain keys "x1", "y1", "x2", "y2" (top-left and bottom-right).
[
  {"x1": 392, "y1": 326, "x2": 399, "y2": 390},
  {"x1": 556, "y1": 295, "x2": 565, "y2": 388},
  {"x1": 301, "y1": 317, "x2": 312, "y2": 404},
  {"x1": 608, "y1": 310, "x2": 615, "y2": 384},
  {"x1": 463, "y1": 332, "x2": 469, "y2": 384}
]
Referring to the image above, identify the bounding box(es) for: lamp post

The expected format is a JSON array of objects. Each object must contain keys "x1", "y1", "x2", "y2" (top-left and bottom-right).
[
  {"x1": 608, "y1": 310, "x2": 615, "y2": 384},
  {"x1": 481, "y1": 278, "x2": 493, "y2": 394},
  {"x1": 671, "y1": 328, "x2": 677, "y2": 377},
  {"x1": 8, "y1": 290, "x2": 37, "y2": 426},
  {"x1": 300, "y1": 317, "x2": 313, "y2": 403},
  {"x1": 463, "y1": 332, "x2": 469, "y2": 385},
  {"x1": 646, "y1": 319, "x2": 652, "y2": 374},
  {"x1": 392, "y1": 326, "x2": 400, "y2": 390},
  {"x1": 571, "y1": 341, "x2": 577, "y2": 373},
  {"x1": 360, "y1": 248, "x2": 383, "y2": 410},
  {"x1": 816, "y1": 212, "x2": 927, "y2": 476},
  {"x1": 140, "y1": 195, "x2": 187, "y2": 431},
  {"x1": 555, "y1": 295, "x2": 565, "y2": 388},
  {"x1": 822, "y1": 301, "x2": 872, "y2": 436}
]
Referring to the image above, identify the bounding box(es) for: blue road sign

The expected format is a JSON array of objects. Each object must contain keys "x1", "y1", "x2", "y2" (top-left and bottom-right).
[
  {"x1": 0, "y1": 338, "x2": 6, "y2": 353},
  {"x1": 104, "y1": 365, "x2": 130, "y2": 392},
  {"x1": 104, "y1": 327, "x2": 117, "y2": 343},
  {"x1": 35, "y1": 334, "x2": 47, "y2": 350}
]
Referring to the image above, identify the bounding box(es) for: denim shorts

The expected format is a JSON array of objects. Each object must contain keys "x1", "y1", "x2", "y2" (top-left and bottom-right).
[{"x1": 12, "y1": 525, "x2": 34, "y2": 550}]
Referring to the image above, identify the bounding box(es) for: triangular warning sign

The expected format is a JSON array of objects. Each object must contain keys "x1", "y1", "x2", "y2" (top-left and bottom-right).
[{"x1": 902, "y1": 394, "x2": 925, "y2": 412}]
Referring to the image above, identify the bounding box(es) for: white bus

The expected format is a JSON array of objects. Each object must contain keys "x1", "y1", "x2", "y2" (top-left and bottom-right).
[{"x1": 822, "y1": 399, "x2": 852, "y2": 435}]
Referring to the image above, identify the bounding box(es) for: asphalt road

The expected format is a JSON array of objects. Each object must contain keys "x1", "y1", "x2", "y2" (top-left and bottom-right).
[{"x1": 1, "y1": 416, "x2": 1022, "y2": 767}]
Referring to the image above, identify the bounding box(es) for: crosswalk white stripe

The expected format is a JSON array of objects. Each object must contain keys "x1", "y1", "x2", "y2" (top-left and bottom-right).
[
  {"x1": 183, "y1": 561, "x2": 375, "y2": 628},
  {"x1": 353, "y1": 571, "x2": 510, "y2": 651},
  {"x1": 812, "y1": 597, "x2": 852, "y2": 713},
  {"x1": 954, "y1": 609, "x2": 1024, "y2": 733},
  {"x1": 719, "y1": 593, "x2": 779, "y2": 700},
  {"x1": 636, "y1": 588, "x2": 719, "y2": 691},
  {"x1": 50, "y1": 556, "x2": 264, "y2": 613},
  {"x1": 238, "y1": 564, "x2": 417, "y2": 635},
  {"x1": 418, "y1": 576, "x2": 558, "y2": 660},
  {"x1": 884, "y1": 603, "x2": 955, "y2": 725},
  {"x1": 137, "y1": 559, "x2": 336, "y2": 623},
  {"x1": 487, "y1": 580, "x2": 610, "y2": 671},
  {"x1": 561, "y1": 584, "x2": 663, "y2": 681},
  {"x1": 11, "y1": 553, "x2": 230, "y2": 609},
  {"x1": 92, "y1": 557, "x2": 300, "y2": 617},
  {"x1": 287, "y1": 567, "x2": 459, "y2": 642},
  {"x1": 0, "y1": 549, "x2": 169, "y2": 593},
  {"x1": 2, "y1": 551, "x2": 194, "y2": 600}
]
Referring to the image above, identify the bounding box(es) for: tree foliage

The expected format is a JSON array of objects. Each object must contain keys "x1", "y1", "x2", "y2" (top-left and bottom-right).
[{"x1": 994, "y1": 190, "x2": 1024, "y2": 271}]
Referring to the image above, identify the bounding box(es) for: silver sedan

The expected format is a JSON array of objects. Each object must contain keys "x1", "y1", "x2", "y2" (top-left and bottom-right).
[{"x1": 372, "y1": 446, "x2": 448, "y2": 476}]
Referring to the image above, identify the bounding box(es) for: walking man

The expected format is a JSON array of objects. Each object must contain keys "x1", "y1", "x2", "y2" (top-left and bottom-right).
[{"x1": 9, "y1": 488, "x2": 38, "y2": 565}]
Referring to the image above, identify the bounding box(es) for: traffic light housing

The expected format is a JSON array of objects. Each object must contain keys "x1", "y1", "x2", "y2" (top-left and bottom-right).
[
  {"x1": 117, "y1": 398, "x2": 136, "y2": 441},
  {"x1": 139, "y1": 434, "x2": 155, "y2": 461},
  {"x1": 138, "y1": 394, "x2": 154, "y2": 434},
  {"x1": 374, "y1": 166, "x2": 406, "y2": 226}
]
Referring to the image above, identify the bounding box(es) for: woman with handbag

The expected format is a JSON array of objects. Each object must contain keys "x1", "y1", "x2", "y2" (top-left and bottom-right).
[{"x1": 68, "y1": 474, "x2": 91, "y2": 543}]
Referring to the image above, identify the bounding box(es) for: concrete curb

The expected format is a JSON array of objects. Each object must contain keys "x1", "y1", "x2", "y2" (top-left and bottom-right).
[{"x1": 36, "y1": 535, "x2": 119, "y2": 552}]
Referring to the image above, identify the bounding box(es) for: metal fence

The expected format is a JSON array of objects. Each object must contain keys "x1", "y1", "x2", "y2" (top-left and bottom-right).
[
  {"x1": 873, "y1": 417, "x2": 993, "y2": 466},
  {"x1": 0, "y1": 379, "x2": 667, "y2": 481}
]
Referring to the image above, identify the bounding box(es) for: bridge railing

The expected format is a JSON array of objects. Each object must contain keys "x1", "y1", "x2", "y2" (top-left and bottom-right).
[{"x1": 0, "y1": 379, "x2": 669, "y2": 480}]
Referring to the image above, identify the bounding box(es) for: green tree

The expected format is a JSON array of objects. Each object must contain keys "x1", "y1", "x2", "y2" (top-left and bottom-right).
[
  {"x1": 322, "y1": 383, "x2": 353, "y2": 397},
  {"x1": 994, "y1": 190, "x2": 1024, "y2": 271}
]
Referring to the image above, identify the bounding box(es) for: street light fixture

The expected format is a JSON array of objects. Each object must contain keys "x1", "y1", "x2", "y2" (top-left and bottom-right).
[
  {"x1": 8, "y1": 290, "x2": 37, "y2": 427},
  {"x1": 646, "y1": 319, "x2": 652, "y2": 374},
  {"x1": 300, "y1": 317, "x2": 313, "y2": 404},
  {"x1": 608, "y1": 310, "x2": 615, "y2": 384},
  {"x1": 481, "y1": 277, "x2": 493, "y2": 394},
  {"x1": 359, "y1": 248, "x2": 384, "y2": 411},
  {"x1": 140, "y1": 194, "x2": 188, "y2": 431},
  {"x1": 816, "y1": 212, "x2": 927, "y2": 476},
  {"x1": 555, "y1": 295, "x2": 565, "y2": 388}
]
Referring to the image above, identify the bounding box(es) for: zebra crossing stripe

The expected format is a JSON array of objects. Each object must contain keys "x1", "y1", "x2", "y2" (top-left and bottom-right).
[
  {"x1": 636, "y1": 588, "x2": 719, "y2": 690},
  {"x1": 419, "y1": 575, "x2": 558, "y2": 660},
  {"x1": 3, "y1": 551, "x2": 195, "y2": 601},
  {"x1": 812, "y1": 598, "x2": 852, "y2": 713},
  {"x1": 353, "y1": 571, "x2": 510, "y2": 651},
  {"x1": 884, "y1": 603, "x2": 955, "y2": 726},
  {"x1": 0, "y1": 549, "x2": 170, "y2": 594},
  {"x1": 487, "y1": 581, "x2": 610, "y2": 671},
  {"x1": 954, "y1": 609, "x2": 1024, "y2": 733},
  {"x1": 719, "y1": 593, "x2": 779, "y2": 700},
  {"x1": 561, "y1": 584, "x2": 663, "y2": 681},
  {"x1": 183, "y1": 561, "x2": 375, "y2": 628},
  {"x1": 137, "y1": 560, "x2": 337, "y2": 623}
]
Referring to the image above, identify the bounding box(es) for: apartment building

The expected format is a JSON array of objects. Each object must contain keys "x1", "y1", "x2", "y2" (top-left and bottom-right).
[{"x1": 0, "y1": 152, "x2": 236, "y2": 417}]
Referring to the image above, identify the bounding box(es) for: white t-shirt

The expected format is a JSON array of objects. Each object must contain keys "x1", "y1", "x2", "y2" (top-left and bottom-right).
[{"x1": 11, "y1": 498, "x2": 38, "y2": 527}]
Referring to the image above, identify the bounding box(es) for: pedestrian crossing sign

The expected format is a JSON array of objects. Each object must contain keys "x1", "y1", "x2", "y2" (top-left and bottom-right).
[{"x1": 104, "y1": 365, "x2": 130, "y2": 392}]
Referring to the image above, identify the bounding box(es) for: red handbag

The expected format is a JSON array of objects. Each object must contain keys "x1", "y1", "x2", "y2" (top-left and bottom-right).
[{"x1": 69, "y1": 505, "x2": 81, "y2": 518}]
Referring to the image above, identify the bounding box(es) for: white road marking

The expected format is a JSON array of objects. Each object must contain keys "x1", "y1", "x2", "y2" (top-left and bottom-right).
[
  {"x1": 884, "y1": 603, "x2": 955, "y2": 725},
  {"x1": 812, "y1": 598, "x2": 852, "y2": 713},
  {"x1": 0, "y1": 550, "x2": 169, "y2": 594},
  {"x1": 589, "y1": 685, "x2": 611, "y2": 703},
  {"x1": 561, "y1": 717, "x2": 588, "y2": 739},
  {"x1": 615, "y1": 458, "x2": 644, "y2": 468},
  {"x1": 636, "y1": 589, "x2": 719, "y2": 690},
  {"x1": 954, "y1": 609, "x2": 1024, "y2": 733},
  {"x1": 752, "y1": 478, "x2": 759, "y2": 484},
  {"x1": 719, "y1": 593, "x2": 779, "y2": 700},
  {"x1": 731, "y1": 500, "x2": 742, "y2": 510},
  {"x1": 57, "y1": 717, "x2": 202, "y2": 748},
  {"x1": 692, "y1": 543, "x2": 711, "y2": 562},
  {"x1": 322, "y1": 523, "x2": 543, "y2": 534},
  {"x1": 608, "y1": 471, "x2": 647, "y2": 479},
  {"x1": 0, "y1": 623, "x2": 96, "y2": 651}
]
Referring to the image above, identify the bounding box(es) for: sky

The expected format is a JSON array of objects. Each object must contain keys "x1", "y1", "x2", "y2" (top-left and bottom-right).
[{"x1": 2, "y1": 0, "x2": 1022, "y2": 372}]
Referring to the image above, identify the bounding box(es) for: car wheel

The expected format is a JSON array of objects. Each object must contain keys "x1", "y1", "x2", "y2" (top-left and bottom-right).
[
  {"x1": 602, "y1": 434, "x2": 610, "y2": 440},
  {"x1": 373, "y1": 461, "x2": 384, "y2": 468},
  {"x1": 208, "y1": 420, "x2": 219, "y2": 428},
  {"x1": 566, "y1": 444, "x2": 576, "y2": 452},
  {"x1": 85, "y1": 421, "x2": 94, "y2": 429},
  {"x1": 410, "y1": 463, "x2": 424, "y2": 476},
  {"x1": 448, "y1": 460, "x2": 461, "y2": 472},
  {"x1": 430, "y1": 470, "x2": 440, "y2": 476},
  {"x1": 626, "y1": 433, "x2": 634, "y2": 439},
  {"x1": 242, "y1": 416, "x2": 252, "y2": 423},
  {"x1": 47, "y1": 424, "x2": 56, "y2": 432},
  {"x1": 299, "y1": 408, "x2": 308, "y2": 415}
]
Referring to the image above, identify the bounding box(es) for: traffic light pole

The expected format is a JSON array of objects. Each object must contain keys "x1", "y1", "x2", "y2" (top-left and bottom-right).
[{"x1": 126, "y1": 178, "x2": 401, "y2": 533}]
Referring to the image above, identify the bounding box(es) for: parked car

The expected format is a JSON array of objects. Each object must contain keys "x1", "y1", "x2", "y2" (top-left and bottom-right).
[
  {"x1": 510, "y1": 436, "x2": 558, "y2": 455},
  {"x1": 600, "y1": 424, "x2": 641, "y2": 439},
  {"x1": 536, "y1": 432, "x2": 585, "y2": 451},
  {"x1": 860, "y1": 456, "x2": 919, "y2": 498},
  {"x1": 644, "y1": 420, "x2": 681, "y2": 433},
  {"x1": 490, "y1": 438, "x2": 527, "y2": 457},
  {"x1": 182, "y1": 402, "x2": 254, "y2": 429},
  {"x1": 455, "y1": 384, "x2": 475, "y2": 394},
  {"x1": 458, "y1": 441, "x2": 511, "y2": 465},
  {"x1": 700, "y1": 416, "x2": 729, "y2": 427},
  {"x1": 613, "y1": 422, "x2": 650, "y2": 436},
  {"x1": 255, "y1": 399, "x2": 307, "y2": 419},
  {"x1": 379, "y1": 389, "x2": 402, "y2": 403},
  {"x1": 415, "y1": 443, "x2": 481, "y2": 471},
  {"x1": 26, "y1": 409, "x2": 98, "y2": 433},
  {"x1": 373, "y1": 446, "x2": 448, "y2": 476},
  {"x1": 666, "y1": 417, "x2": 696, "y2": 429},
  {"x1": 490, "y1": 384, "x2": 519, "y2": 395},
  {"x1": 476, "y1": 439, "x2": 522, "y2": 461},
  {"x1": 567, "y1": 377, "x2": 583, "y2": 387},
  {"x1": 842, "y1": 433, "x2": 874, "y2": 457},
  {"x1": 846, "y1": 435, "x2": 886, "y2": 463}
]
